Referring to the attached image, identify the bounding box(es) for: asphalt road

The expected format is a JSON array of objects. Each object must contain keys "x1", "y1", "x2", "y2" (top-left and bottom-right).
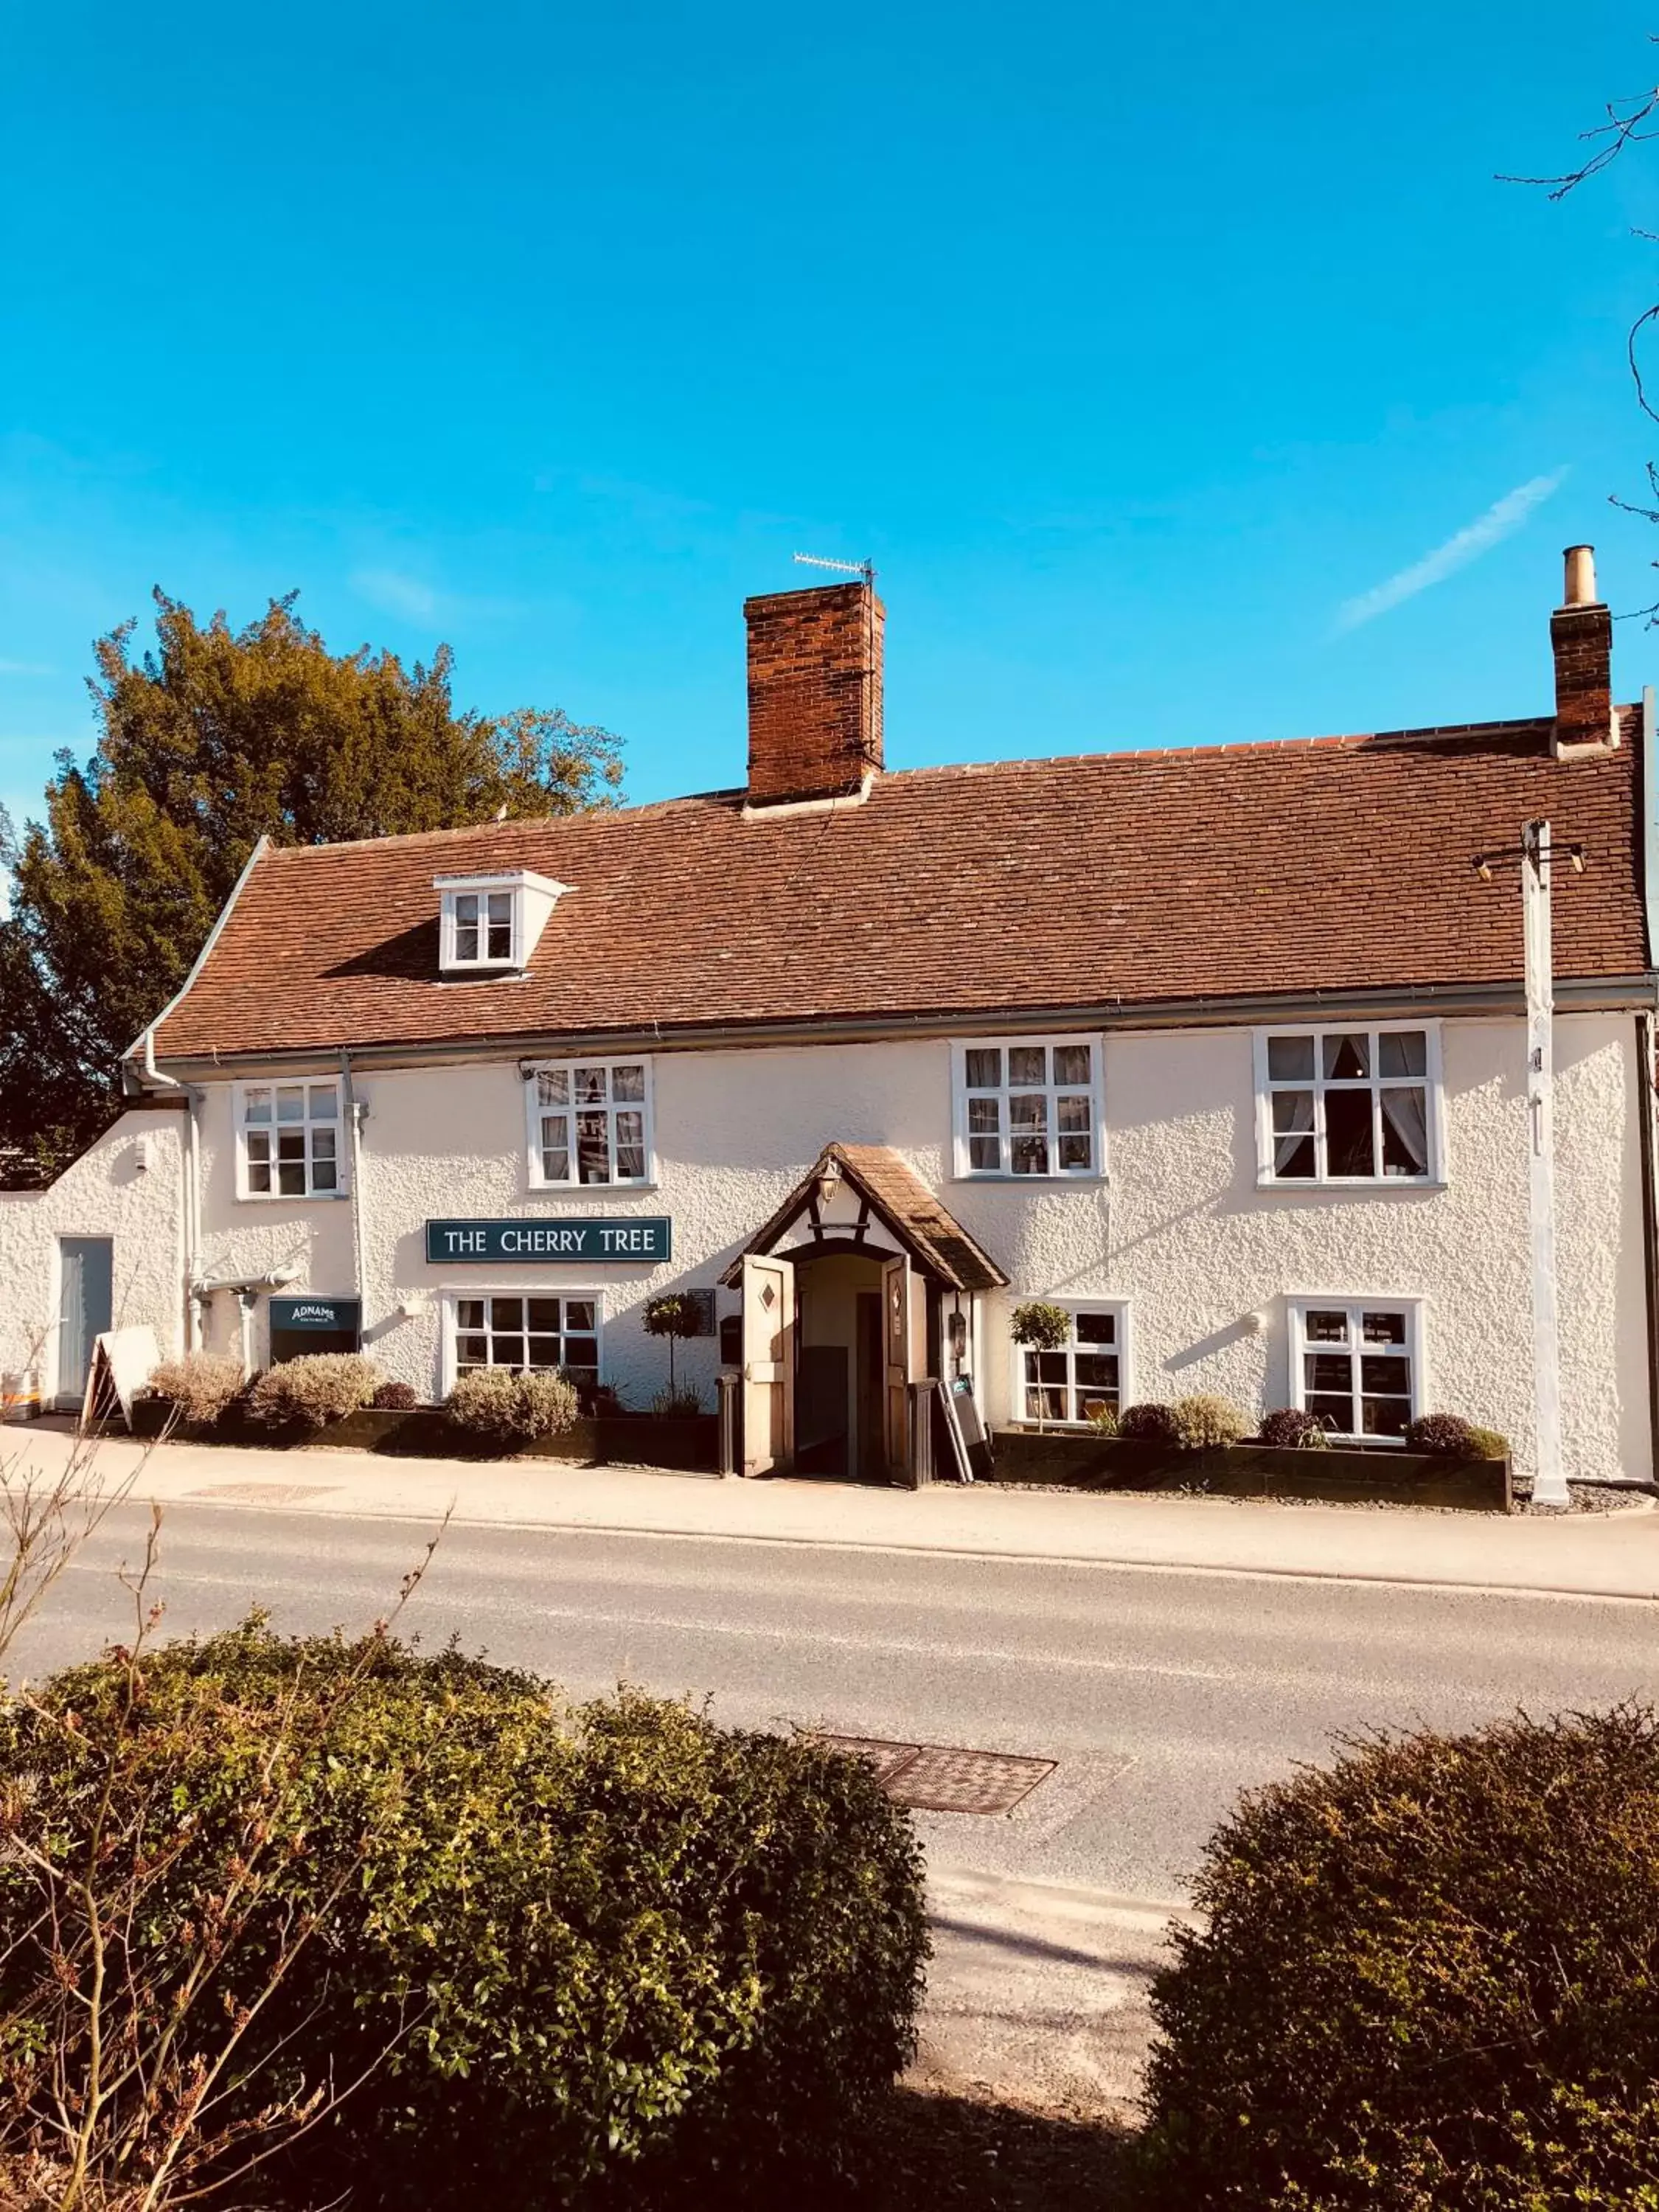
[{"x1": 15, "y1": 1500, "x2": 1659, "y2": 1900}]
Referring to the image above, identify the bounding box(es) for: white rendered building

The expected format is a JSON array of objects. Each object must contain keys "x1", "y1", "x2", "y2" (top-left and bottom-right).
[{"x1": 3, "y1": 557, "x2": 1655, "y2": 1486}]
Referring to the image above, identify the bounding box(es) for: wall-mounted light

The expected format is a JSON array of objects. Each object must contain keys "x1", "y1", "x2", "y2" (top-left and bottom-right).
[{"x1": 816, "y1": 1156, "x2": 842, "y2": 1211}]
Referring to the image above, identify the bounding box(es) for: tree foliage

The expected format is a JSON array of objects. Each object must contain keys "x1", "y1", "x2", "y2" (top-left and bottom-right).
[{"x1": 0, "y1": 591, "x2": 622, "y2": 1178}]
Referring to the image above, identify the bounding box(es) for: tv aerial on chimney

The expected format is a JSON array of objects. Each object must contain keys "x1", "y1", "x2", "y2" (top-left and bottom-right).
[{"x1": 793, "y1": 551, "x2": 877, "y2": 586}]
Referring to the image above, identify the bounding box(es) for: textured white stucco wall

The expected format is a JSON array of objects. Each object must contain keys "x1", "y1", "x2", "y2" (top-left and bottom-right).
[
  {"x1": 161, "y1": 1011, "x2": 1652, "y2": 1481},
  {"x1": 0, "y1": 1112, "x2": 186, "y2": 1400}
]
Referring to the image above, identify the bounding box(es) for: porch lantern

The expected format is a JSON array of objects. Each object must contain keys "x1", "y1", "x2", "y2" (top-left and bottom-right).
[{"x1": 815, "y1": 1156, "x2": 842, "y2": 1211}]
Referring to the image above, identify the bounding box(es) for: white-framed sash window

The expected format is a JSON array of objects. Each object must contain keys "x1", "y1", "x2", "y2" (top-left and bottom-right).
[
  {"x1": 953, "y1": 1036, "x2": 1104, "y2": 1180},
  {"x1": 525, "y1": 1058, "x2": 654, "y2": 1188},
  {"x1": 442, "y1": 1290, "x2": 602, "y2": 1396},
  {"x1": 1011, "y1": 1298, "x2": 1130, "y2": 1425},
  {"x1": 234, "y1": 1079, "x2": 345, "y2": 1200},
  {"x1": 1253, "y1": 1023, "x2": 1443, "y2": 1186},
  {"x1": 1287, "y1": 1296, "x2": 1424, "y2": 1443}
]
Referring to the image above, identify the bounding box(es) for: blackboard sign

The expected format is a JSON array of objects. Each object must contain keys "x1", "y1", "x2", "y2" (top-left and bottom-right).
[
  {"x1": 942, "y1": 1380, "x2": 995, "y2": 1486},
  {"x1": 425, "y1": 1218, "x2": 672, "y2": 1264}
]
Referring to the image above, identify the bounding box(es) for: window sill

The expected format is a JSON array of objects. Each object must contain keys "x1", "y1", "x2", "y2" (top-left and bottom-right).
[
  {"x1": 950, "y1": 1172, "x2": 1110, "y2": 1188},
  {"x1": 1256, "y1": 1177, "x2": 1447, "y2": 1194},
  {"x1": 525, "y1": 1183, "x2": 661, "y2": 1197},
  {"x1": 237, "y1": 1192, "x2": 351, "y2": 1204}
]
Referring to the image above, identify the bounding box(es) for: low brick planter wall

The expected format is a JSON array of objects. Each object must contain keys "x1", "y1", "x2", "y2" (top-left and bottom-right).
[
  {"x1": 990, "y1": 1428, "x2": 1513, "y2": 1512},
  {"x1": 132, "y1": 1398, "x2": 719, "y2": 1472}
]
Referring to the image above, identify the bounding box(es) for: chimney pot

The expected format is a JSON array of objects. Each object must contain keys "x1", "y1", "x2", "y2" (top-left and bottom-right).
[
  {"x1": 1550, "y1": 543, "x2": 1615, "y2": 752},
  {"x1": 743, "y1": 581, "x2": 884, "y2": 807},
  {"x1": 1562, "y1": 543, "x2": 1599, "y2": 608}
]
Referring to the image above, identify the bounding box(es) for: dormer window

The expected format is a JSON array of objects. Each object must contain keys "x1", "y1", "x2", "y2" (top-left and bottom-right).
[{"x1": 436, "y1": 870, "x2": 569, "y2": 977}]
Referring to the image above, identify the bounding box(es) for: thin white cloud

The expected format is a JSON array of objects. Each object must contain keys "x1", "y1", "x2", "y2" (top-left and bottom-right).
[
  {"x1": 349, "y1": 568, "x2": 441, "y2": 623},
  {"x1": 1335, "y1": 470, "x2": 1569, "y2": 632},
  {"x1": 0, "y1": 659, "x2": 54, "y2": 676}
]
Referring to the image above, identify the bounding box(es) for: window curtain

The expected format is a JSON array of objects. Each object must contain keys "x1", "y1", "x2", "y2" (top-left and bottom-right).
[{"x1": 1380, "y1": 1086, "x2": 1429, "y2": 1174}]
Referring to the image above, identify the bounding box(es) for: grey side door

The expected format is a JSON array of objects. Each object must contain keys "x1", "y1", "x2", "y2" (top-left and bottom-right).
[{"x1": 58, "y1": 1237, "x2": 114, "y2": 1409}]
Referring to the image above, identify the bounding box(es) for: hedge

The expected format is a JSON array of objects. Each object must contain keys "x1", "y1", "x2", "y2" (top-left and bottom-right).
[
  {"x1": 1139, "y1": 1706, "x2": 1659, "y2": 2209},
  {"x1": 0, "y1": 1624, "x2": 928, "y2": 2209}
]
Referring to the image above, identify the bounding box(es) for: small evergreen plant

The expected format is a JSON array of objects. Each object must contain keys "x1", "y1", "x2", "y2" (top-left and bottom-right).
[
  {"x1": 642, "y1": 1293, "x2": 702, "y2": 1405},
  {"x1": 1008, "y1": 1301, "x2": 1073, "y2": 1433}
]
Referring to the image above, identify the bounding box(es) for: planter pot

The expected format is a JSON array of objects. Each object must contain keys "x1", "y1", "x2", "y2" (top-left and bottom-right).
[
  {"x1": 990, "y1": 1429, "x2": 1513, "y2": 1513},
  {"x1": 130, "y1": 1396, "x2": 175, "y2": 1439}
]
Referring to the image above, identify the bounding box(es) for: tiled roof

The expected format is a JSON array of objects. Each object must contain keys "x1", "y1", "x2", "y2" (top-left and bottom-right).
[
  {"x1": 721, "y1": 1144, "x2": 1008, "y2": 1290},
  {"x1": 147, "y1": 711, "x2": 1650, "y2": 1062}
]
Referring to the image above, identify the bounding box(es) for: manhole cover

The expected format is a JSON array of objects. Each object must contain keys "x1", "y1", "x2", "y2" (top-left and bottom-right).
[
  {"x1": 816, "y1": 1734, "x2": 1055, "y2": 1816},
  {"x1": 816, "y1": 1735, "x2": 924, "y2": 1783},
  {"x1": 185, "y1": 1482, "x2": 341, "y2": 1505}
]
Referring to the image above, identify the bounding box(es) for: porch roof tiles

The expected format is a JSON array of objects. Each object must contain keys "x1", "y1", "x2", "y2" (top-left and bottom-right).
[{"x1": 144, "y1": 709, "x2": 1651, "y2": 1063}]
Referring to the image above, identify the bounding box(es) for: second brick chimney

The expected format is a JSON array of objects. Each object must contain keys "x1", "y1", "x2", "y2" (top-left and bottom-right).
[
  {"x1": 1551, "y1": 543, "x2": 1616, "y2": 754},
  {"x1": 744, "y1": 580, "x2": 885, "y2": 808}
]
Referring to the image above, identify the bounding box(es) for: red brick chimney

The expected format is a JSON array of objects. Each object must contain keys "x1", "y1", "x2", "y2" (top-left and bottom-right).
[
  {"x1": 743, "y1": 580, "x2": 884, "y2": 807},
  {"x1": 1551, "y1": 543, "x2": 1616, "y2": 754}
]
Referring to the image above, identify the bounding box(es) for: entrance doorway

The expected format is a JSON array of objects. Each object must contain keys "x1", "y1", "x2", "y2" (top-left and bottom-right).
[
  {"x1": 787, "y1": 1248, "x2": 911, "y2": 1486},
  {"x1": 792, "y1": 1245, "x2": 891, "y2": 1480},
  {"x1": 57, "y1": 1237, "x2": 113, "y2": 1410}
]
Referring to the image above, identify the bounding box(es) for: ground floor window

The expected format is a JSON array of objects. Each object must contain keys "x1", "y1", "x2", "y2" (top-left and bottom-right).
[
  {"x1": 1287, "y1": 1297, "x2": 1422, "y2": 1441},
  {"x1": 1015, "y1": 1301, "x2": 1127, "y2": 1425},
  {"x1": 446, "y1": 1292, "x2": 600, "y2": 1394}
]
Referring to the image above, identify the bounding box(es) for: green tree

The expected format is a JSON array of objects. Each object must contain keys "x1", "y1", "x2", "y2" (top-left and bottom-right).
[{"x1": 0, "y1": 590, "x2": 622, "y2": 1179}]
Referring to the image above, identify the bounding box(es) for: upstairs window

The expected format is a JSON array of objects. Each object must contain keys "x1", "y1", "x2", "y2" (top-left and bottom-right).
[
  {"x1": 436, "y1": 869, "x2": 570, "y2": 975},
  {"x1": 454, "y1": 888, "x2": 515, "y2": 965},
  {"x1": 1287, "y1": 1297, "x2": 1422, "y2": 1442},
  {"x1": 526, "y1": 1059, "x2": 654, "y2": 1187},
  {"x1": 1255, "y1": 1025, "x2": 1440, "y2": 1186},
  {"x1": 953, "y1": 1037, "x2": 1102, "y2": 1178},
  {"x1": 236, "y1": 1080, "x2": 343, "y2": 1200}
]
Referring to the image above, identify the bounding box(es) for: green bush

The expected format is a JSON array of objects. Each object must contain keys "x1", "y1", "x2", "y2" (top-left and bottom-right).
[
  {"x1": 1169, "y1": 1394, "x2": 1249, "y2": 1450},
  {"x1": 1257, "y1": 1407, "x2": 1330, "y2": 1449},
  {"x1": 1087, "y1": 1403, "x2": 1120, "y2": 1436},
  {"x1": 1118, "y1": 1402, "x2": 1179, "y2": 1444},
  {"x1": 246, "y1": 1351, "x2": 380, "y2": 1427},
  {"x1": 445, "y1": 1364, "x2": 579, "y2": 1445},
  {"x1": 1403, "y1": 1411, "x2": 1474, "y2": 1456},
  {"x1": 0, "y1": 1624, "x2": 928, "y2": 2210},
  {"x1": 1466, "y1": 1423, "x2": 1509, "y2": 1460},
  {"x1": 1140, "y1": 1706, "x2": 1659, "y2": 2210},
  {"x1": 143, "y1": 1350, "x2": 245, "y2": 1426}
]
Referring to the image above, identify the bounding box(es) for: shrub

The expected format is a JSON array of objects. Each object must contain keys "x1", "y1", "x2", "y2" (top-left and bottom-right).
[
  {"x1": 372, "y1": 1379, "x2": 418, "y2": 1410},
  {"x1": 1142, "y1": 1706, "x2": 1659, "y2": 2210},
  {"x1": 1404, "y1": 1411, "x2": 1475, "y2": 1457},
  {"x1": 1258, "y1": 1406, "x2": 1331, "y2": 1450},
  {"x1": 445, "y1": 1366, "x2": 579, "y2": 1446},
  {"x1": 1118, "y1": 1401, "x2": 1179, "y2": 1444},
  {"x1": 1467, "y1": 1423, "x2": 1509, "y2": 1460},
  {"x1": 143, "y1": 1351, "x2": 244, "y2": 1427},
  {"x1": 1170, "y1": 1394, "x2": 1250, "y2": 1450},
  {"x1": 651, "y1": 1385, "x2": 706, "y2": 1419},
  {"x1": 246, "y1": 1352, "x2": 380, "y2": 1428},
  {"x1": 0, "y1": 1624, "x2": 928, "y2": 2209},
  {"x1": 1087, "y1": 1402, "x2": 1120, "y2": 1436}
]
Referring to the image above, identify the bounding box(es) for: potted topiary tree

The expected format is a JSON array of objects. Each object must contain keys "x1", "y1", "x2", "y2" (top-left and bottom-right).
[
  {"x1": 1008, "y1": 1301, "x2": 1073, "y2": 1434},
  {"x1": 643, "y1": 1293, "x2": 702, "y2": 1416}
]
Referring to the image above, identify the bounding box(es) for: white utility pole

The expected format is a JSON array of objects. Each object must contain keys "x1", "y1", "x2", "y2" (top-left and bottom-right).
[{"x1": 1523, "y1": 818, "x2": 1569, "y2": 1509}]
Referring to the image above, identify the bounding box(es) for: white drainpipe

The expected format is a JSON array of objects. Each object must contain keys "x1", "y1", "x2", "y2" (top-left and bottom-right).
[{"x1": 341, "y1": 1051, "x2": 368, "y2": 1325}]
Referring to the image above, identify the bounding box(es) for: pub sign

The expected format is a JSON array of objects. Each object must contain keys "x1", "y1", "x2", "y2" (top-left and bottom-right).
[{"x1": 425, "y1": 1217, "x2": 672, "y2": 1264}]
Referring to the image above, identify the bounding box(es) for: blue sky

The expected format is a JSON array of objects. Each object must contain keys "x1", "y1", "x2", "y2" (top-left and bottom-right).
[{"x1": 4, "y1": 1, "x2": 1659, "y2": 835}]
